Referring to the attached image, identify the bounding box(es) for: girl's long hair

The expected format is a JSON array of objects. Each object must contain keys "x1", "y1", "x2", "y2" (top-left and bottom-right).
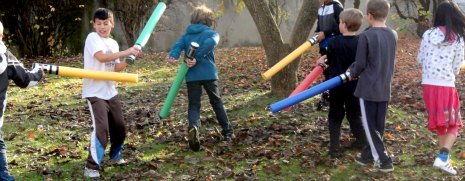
[{"x1": 433, "y1": 1, "x2": 465, "y2": 42}]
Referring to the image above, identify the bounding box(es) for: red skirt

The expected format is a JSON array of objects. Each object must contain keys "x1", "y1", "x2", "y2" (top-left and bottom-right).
[{"x1": 422, "y1": 84, "x2": 462, "y2": 131}]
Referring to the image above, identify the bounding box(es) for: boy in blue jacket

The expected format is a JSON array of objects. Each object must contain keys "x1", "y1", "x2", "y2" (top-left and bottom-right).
[{"x1": 167, "y1": 5, "x2": 234, "y2": 152}]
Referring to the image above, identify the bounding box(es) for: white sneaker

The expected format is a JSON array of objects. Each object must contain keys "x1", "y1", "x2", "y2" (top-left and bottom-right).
[
  {"x1": 84, "y1": 167, "x2": 100, "y2": 178},
  {"x1": 433, "y1": 157, "x2": 457, "y2": 175},
  {"x1": 109, "y1": 158, "x2": 126, "y2": 165}
]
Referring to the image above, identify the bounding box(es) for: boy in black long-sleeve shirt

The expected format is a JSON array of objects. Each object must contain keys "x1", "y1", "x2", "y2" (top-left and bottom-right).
[
  {"x1": 315, "y1": 0, "x2": 344, "y2": 110},
  {"x1": 349, "y1": 0, "x2": 397, "y2": 173},
  {"x1": 317, "y1": 8, "x2": 366, "y2": 158}
]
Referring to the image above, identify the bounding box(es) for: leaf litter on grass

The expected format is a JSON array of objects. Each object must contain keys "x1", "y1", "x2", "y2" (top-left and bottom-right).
[{"x1": 4, "y1": 36, "x2": 465, "y2": 180}]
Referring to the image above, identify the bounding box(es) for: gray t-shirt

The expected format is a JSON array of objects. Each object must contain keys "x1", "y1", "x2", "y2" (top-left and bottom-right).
[{"x1": 349, "y1": 27, "x2": 397, "y2": 102}]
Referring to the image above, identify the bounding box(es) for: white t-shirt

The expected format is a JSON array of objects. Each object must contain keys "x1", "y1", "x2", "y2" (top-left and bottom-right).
[{"x1": 82, "y1": 32, "x2": 120, "y2": 100}]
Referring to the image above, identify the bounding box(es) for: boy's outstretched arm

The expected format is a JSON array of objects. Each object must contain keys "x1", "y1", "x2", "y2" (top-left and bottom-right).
[
  {"x1": 94, "y1": 46, "x2": 140, "y2": 63},
  {"x1": 5, "y1": 51, "x2": 43, "y2": 88},
  {"x1": 168, "y1": 36, "x2": 186, "y2": 60}
]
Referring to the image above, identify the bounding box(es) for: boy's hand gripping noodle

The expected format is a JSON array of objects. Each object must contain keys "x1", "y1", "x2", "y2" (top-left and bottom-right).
[
  {"x1": 269, "y1": 72, "x2": 351, "y2": 113},
  {"x1": 32, "y1": 63, "x2": 139, "y2": 83},
  {"x1": 125, "y1": 2, "x2": 167, "y2": 64},
  {"x1": 262, "y1": 34, "x2": 319, "y2": 80},
  {"x1": 159, "y1": 42, "x2": 199, "y2": 119}
]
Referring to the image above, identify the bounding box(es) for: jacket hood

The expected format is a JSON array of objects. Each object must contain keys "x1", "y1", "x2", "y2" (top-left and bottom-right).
[
  {"x1": 186, "y1": 24, "x2": 210, "y2": 35},
  {"x1": 428, "y1": 26, "x2": 458, "y2": 46}
]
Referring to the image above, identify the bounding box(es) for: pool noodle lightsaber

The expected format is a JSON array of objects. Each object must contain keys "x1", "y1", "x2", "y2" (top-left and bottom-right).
[
  {"x1": 159, "y1": 42, "x2": 199, "y2": 119},
  {"x1": 33, "y1": 63, "x2": 138, "y2": 83},
  {"x1": 125, "y1": 2, "x2": 167, "y2": 64},
  {"x1": 262, "y1": 34, "x2": 319, "y2": 80},
  {"x1": 284, "y1": 63, "x2": 325, "y2": 111},
  {"x1": 269, "y1": 72, "x2": 351, "y2": 113}
]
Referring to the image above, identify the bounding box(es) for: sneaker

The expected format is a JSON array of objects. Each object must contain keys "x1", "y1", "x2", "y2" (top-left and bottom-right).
[
  {"x1": 433, "y1": 156, "x2": 457, "y2": 175},
  {"x1": 377, "y1": 162, "x2": 394, "y2": 173},
  {"x1": 223, "y1": 133, "x2": 235, "y2": 141},
  {"x1": 355, "y1": 154, "x2": 374, "y2": 166},
  {"x1": 328, "y1": 149, "x2": 342, "y2": 158},
  {"x1": 109, "y1": 158, "x2": 126, "y2": 166},
  {"x1": 188, "y1": 126, "x2": 200, "y2": 152},
  {"x1": 84, "y1": 167, "x2": 100, "y2": 178},
  {"x1": 348, "y1": 140, "x2": 366, "y2": 150}
]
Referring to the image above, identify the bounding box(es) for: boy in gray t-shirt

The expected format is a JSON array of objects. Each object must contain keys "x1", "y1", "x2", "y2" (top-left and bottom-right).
[{"x1": 348, "y1": 0, "x2": 397, "y2": 173}]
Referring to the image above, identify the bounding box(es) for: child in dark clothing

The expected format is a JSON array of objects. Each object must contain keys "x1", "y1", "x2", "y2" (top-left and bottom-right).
[
  {"x1": 315, "y1": 0, "x2": 344, "y2": 110},
  {"x1": 316, "y1": 8, "x2": 365, "y2": 158},
  {"x1": 0, "y1": 21, "x2": 44, "y2": 181},
  {"x1": 167, "y1": 5, "x2": 234, "y2": 152},
  {"x1": 349, "y1": 0, "x2": 397, "y2": 173},
  {"x1": 316, "y1": 0, "x2": 344, "y2": 55}
]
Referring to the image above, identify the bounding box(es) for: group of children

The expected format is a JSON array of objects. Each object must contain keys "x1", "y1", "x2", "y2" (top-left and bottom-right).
[
  {"x1": 0, "y1": 0, "x2": 463, "y2": 179},
  {"x1": 316, "y1": 0, "x2": 396, "y2": 172},
  {"x1": 317, "y1": 0, "x2": 465, "y2": 175}
]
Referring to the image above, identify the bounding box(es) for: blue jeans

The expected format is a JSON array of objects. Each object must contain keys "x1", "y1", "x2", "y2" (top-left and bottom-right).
[
  {"x1": 0, "y1": 134, "x2": 14, "y2": 181},
  {"x1": 186, "y1": 80, "x2": 233, "y2": 136}
]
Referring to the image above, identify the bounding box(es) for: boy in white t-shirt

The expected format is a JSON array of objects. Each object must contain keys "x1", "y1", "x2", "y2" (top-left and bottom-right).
[{"x1": 83, "y1": 8, "x2": 140, "y2": 178}]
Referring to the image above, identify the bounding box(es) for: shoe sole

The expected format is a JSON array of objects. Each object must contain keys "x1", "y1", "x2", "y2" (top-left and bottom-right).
[
  {"x1": 188, "y1": 127, "x2": 200, "y2": 152},
  {"x1": 378, "y1": 167, "x2": 394, "y2": 173},
  {"x1": 433, "y1": 165, "x2": 457, "y2": 175},
  {"x1": 355, "y1": 159, "x2": 373, "y2": 166}
]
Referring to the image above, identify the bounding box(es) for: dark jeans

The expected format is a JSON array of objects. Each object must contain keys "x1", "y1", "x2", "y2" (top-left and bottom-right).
[
  {"x1": 0, "y1": 132, "x2": 14, "y2": 181},
  {"x1": 187, "y1": 80, "x2": 233, "y2": 136}
]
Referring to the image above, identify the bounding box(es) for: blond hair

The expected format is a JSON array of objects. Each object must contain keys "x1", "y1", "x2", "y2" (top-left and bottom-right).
[
  {"x1": 190, "y1": 5, "x2": 215, "y2": 27},
  {"x1": 340, "y1": 8, "x2": 363, "y2": 32},
  {"x1": 367, "y1": 0, "x2": 390, "y2": 21}
]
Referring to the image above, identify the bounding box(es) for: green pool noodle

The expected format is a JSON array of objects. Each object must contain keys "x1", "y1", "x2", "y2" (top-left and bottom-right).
[
  {"x1": 126, "y1": 2, "x2": 166, "y2": 64},
  {"x1": 159, "y1": 61, "x2": 188, "y2": 119},
  {"x1": 136, "y1": 2, "x2": 166, "y2": 47}
]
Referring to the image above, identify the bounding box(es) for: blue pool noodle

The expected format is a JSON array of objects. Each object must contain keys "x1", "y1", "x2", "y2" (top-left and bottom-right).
[{"x1": 269, "y1": 73, "x2": 349, "y2": 113}]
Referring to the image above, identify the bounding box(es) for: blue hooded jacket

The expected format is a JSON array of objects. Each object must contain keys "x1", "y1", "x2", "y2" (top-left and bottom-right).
[{"x1": 169, "y1": 24, "x2": 220, "y2": 82}]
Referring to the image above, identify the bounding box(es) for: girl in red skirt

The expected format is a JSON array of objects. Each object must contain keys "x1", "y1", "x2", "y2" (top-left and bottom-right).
[{"x1": 417, "y1": 1, "x2": 465, "y2": 175}]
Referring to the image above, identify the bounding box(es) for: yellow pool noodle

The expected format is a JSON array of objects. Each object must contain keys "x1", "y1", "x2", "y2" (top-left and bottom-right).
[
  {"x1": 58, "y1": 66, "x2": 138, "y2": 83},
  {"x1": 262, "y1": 41, "x2": 312, "y2": 80}
]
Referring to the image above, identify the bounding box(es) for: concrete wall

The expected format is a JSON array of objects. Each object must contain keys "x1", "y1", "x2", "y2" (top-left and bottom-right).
[{"x1": 91, "y1": 0, "x2": 415, "y2": 52}]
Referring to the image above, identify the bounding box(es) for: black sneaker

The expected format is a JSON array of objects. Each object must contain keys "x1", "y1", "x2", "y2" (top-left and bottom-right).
[
  {"x1": 328, "y1": 149, "x2": 342, "y2": 158},
  {"x1": 188, "y1": 126, "x2": 200, "y2": 152},
  {"x1": 377, "y1": 162, "x2": 394, "y2": 173},
  {"x1": 222, "y1": 132, "x2": 235, "y2": 142},
  {"x1": 348, "y1": 140, "x2": 366, "y2": 150},
  {"x1": 355, "y1": 154, "x2": 374, "y2": 166}
]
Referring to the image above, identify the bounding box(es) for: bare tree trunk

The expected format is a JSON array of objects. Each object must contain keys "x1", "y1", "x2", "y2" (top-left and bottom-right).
[
  {"x1": 354, "y1": 0, "x2": 360, "y2": 9},
  {"x1": 244, "y1": 0, "x2": 319, "y2": 97}
]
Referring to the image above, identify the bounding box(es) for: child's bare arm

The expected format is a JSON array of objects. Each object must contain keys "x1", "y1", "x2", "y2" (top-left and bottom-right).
[{"x1": 94, "y1": 46, "x2": 140, "y2": 63}]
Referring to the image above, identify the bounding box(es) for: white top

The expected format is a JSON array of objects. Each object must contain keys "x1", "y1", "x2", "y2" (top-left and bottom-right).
[
  {"x1": 417, "y1": 27, "x2": 465, "y2": 87},
  {"x1": 82, "y1": 32, "x2": 120, "y2": 100}
]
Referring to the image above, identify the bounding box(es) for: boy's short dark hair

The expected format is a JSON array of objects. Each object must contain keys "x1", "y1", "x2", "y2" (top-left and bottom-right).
[
  {"x1": 367, "y1": 0, "x2": 390, "y2": 21},
  {"x1": 93, "y1": 8, "x2": 114, "y2": 23},
  {"x1": 190, "y1": 5, "x2": 215, "y2": 27},
  {"x1": 340, "y1": 8, "x2": 363, "y2": 32}
]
